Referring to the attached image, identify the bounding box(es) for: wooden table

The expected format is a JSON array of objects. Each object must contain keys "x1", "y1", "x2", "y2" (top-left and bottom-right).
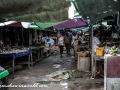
[
  {"x1": 92, "y1": 55, "x2": 104, "y2": 78},
  {"x1": 28, "y1": 46, "x2": 44, "y2": 64},
  {"x1": 0, "y1": 49, "x2": 32, "y2": 78}
]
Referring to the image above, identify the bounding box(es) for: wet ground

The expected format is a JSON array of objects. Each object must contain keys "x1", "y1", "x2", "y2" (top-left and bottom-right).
[{"x1": 9, "y1": 50, "x2": 104, "y2": 90}]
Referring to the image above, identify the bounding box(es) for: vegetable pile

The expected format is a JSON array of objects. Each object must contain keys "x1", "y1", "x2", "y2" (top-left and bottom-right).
[{"x1": 109, "y1": 46, "x2": 118, "y2": 56}]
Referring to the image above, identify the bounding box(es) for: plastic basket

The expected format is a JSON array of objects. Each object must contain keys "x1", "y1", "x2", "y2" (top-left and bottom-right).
[{"x1": 0, "y1": 70, "x2": 9, "y2": 79}]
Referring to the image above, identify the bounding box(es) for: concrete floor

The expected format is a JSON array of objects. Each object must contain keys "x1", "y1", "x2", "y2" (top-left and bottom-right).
[{"x1": 9, "y1": 50, "x2": 104, "y2": 90}]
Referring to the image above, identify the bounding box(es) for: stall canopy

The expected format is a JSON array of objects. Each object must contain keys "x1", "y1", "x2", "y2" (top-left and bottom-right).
[
  {"x1": 0, "y1": 21, "x2": 32, "y2": 28},
  {"x1": 53, "y1": 18, "x2": 88, "y2": 29},
  {"x1": 0, "y1": 21, "x2": 16, "y2": 26},
  {"x1": 74, "y1": 0, "x2": 120, "y2": 24},
  {"x1": 7, "y1": 22, "x2": 22, "y2": 27},
  {"x1": 0, "y1": 21, "x2": 67, "y2": 30},
  {"x1": 30, "y1": 21, "x2": 67, "y2": 30},
  {"x1": 0, "y1": 0, "x2": 70, "y2": 22}
]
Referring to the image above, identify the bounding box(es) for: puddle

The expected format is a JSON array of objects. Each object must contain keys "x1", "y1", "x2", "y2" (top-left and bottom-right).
[
  {"x1": 80, "y1": 82, "x2": 103, "y2": 88},
  {"x1": 53, "y1": 64, "x2": 61, "y2": 68},
  {"x1": 68, "y1": 82, "x2": 104, "y2": 90}
]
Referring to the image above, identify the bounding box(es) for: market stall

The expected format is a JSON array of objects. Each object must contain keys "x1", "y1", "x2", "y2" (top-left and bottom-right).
[
  {"x1": 0, "y1": 21, "x2": 57, "y2": 79},
  {"x1": 73, "y1": 16, "x2": 120, "y2": 79},
  {"x1": 91, "y1": 23, "x2": 120, "y2": 78},
  {"x1": 28, "y1": 46, "x2": 44, "y2": 64},
  {"x1": 0, "y1": 47, "x2": 32, "y2": 78},
  {"x1": 0, "y1": 22, "x2": 43, "y2": 64}
]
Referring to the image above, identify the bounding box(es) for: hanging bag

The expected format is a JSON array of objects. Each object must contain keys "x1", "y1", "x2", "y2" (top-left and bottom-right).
[{"x1": 96, "y1": 47, "x2": 104, "y2": 56}]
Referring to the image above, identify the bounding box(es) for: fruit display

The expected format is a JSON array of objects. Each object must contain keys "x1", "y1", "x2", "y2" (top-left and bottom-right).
[{"x1": 109, "y1": 46, "x2": 118, "y2": 56}]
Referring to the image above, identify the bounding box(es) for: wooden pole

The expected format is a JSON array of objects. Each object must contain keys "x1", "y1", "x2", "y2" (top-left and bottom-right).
[{"x1": 91, "y1": 25, "x2": 94, "y2": 77}]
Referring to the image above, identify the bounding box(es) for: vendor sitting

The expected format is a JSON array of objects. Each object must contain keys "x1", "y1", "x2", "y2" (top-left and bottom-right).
[{"x1": 93, "y1": 31, "x2": 103, "y2": 53}]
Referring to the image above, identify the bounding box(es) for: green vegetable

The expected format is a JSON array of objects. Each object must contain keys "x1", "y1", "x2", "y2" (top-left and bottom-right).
[
  {"x1": 111, "y1": 53, "x2": 116, "y2": 56},
  {"x1": 111, "y1": 46, "x2": 116, "y2": 50},
  {"x1": 109, "y1": 46, "x2": 118, "y2": 56}
]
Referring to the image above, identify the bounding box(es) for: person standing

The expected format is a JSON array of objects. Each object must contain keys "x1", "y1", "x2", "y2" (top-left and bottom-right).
[
  {"x1": 58, "y1": 33, "x2": 64, "y2": 57},
  {"x1": 64, "y1": 32, "x2": 71, "y2": 55},
  {"x1": 72, "y1": 33, "x2": 78, "y2": 58}
]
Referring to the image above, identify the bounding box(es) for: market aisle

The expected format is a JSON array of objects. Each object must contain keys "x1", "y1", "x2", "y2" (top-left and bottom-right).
[{"x1": 9, "y1": 50, "x2": 104, "y2": 90}]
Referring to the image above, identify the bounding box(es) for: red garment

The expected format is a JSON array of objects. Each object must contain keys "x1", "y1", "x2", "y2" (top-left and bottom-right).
[{"x1": 65, "y1": 43, "x2": 70, "y2": 53}]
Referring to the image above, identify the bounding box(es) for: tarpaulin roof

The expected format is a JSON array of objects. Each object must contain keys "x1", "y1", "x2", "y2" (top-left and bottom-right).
[
  {"x1": 0, "y1": 0, "x2": 49, "y2": 15},
  {"x1": 7, "y1": 22, "x2": 22, "y2": 27},
  {"x1": 0, "y1": 21, "x2": 32, "y2": 28},
  {"x1": 30, "y1": 21, "x2": 67, "y2": 30},
  {"x1": 74, "y1": 0, "x2": 120, "y2": 24},
  {"x1": 53, "y1": 18, "x2": 88, "y2": 29},
  {"x1": 1, "y1": 21, "x2": 66, "y2": 30},
  {"x1": 0, "y1": 0, "x2": 70, "y2": 22},
  {"x1": 0, "y1": 21, "x2": 16, "y2": 26}
]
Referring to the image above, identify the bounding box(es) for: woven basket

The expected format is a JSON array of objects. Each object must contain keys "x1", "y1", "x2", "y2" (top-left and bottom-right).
[{"x1": 77, "y1": 51, "x2": 88, "y2": 57}]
